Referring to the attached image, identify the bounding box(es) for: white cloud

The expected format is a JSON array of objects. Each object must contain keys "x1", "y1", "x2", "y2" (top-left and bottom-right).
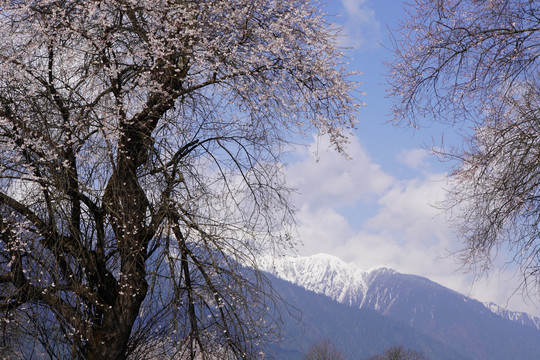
[
  {"x1": 287, "y1": 135, "x2": 453, "y2": 272},
  {"x1": 337, "y1": 0, "x2": 381, "y2": 49},
  {"x1": 397, "y1": 148, "x2": 431, "y2": 169},
  {"x1": 285, "y1": 134, "x2": 540, "y2": 316},
  {"x1": 332, "y1": 173, "x2": 457, "y2": 278},
  {"x1": 365, "y1": 174, "x2": 450, "y2": 243},
  {"x1": 294, "y1": 206, "x2": 355, "y2": 255},
  {"x1": 286, "y1": 134, "x2": 393, "y2": 209}
]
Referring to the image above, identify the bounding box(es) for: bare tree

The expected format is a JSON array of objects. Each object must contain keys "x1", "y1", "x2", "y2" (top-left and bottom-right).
[
  {"x1": 303, "y1": 339, "x2": 346, "y2": 360},
  {"x1": 367, "y1": 345, "x2": 428, "y2": 360},
  {"x1": 0, "y1": 0, "x2": 359, "y2": 359},
  {"x1": 388, "y1": 1, "x2": 540, "y2": 294}
]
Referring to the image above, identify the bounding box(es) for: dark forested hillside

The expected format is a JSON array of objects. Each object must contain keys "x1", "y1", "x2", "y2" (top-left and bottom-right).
[
  {"x1": 263, "y1": 255, "x2": 540, "y2": 360},
  {"x1": 266, "y1": 274, "x2": 470, "y2": 360}
]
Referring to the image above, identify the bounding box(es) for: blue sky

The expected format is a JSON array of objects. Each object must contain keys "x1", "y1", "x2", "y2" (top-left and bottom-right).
[{"x1": 284, "y1": 0, "x2": 540, "y2": 316}]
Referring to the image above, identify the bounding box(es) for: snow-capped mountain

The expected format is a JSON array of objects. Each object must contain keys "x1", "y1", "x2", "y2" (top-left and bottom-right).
[
  {"x1": 262, "y1": 254, "x2": 448, "y2": 311},
  {"x1": 485, "y1": 301, "x2": 540, "y2": 330},
  {"x1": 265, "y1": 271, "x2": 469, "y2": 360},
  {"x1": 262, "y1": 253, "x2": 540, "y2": 360},
  {"x1": 263, "y1": 253, "x2": 537, "y2": 324},
  {"x1": 261, "y1": 253, "x2": 368, "y2": 306}
]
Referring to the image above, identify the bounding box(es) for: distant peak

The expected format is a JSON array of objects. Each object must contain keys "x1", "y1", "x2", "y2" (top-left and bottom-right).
[
  {"x1": 369, "y1": 266, "x2": 397, "y2": 274},
  {"x1": 259, "y1": 253, "x2": 395, "y2": 276},
  {"x1": 309, "y1": 253, "x2": 344, "y2": 261},
  {"x1": 261, "y1": 253, "x2": 540, "y2": 336}
]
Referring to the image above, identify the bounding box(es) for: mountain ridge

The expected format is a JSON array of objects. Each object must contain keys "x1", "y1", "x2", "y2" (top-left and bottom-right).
[
  {"x1": 261, "y1": 253, "x2": 540, "y2": 360},
  {"x1": 261, "y1": 253, "x2": 539, "y2": 326},
  {"x1": 265, "y1": 271, "x2": 471, "y2": 360}
]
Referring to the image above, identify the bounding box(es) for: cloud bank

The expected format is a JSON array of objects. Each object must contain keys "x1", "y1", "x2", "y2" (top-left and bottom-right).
[
  {"x1": 335, "y1": 0, "x2": 381, "y2": 49},
  {"x1": 285, "y1": 135, "x2": 540, "y2": 316}
]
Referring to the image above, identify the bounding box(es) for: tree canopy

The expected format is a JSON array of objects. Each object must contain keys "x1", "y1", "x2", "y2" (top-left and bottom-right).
[
  {"x1": 388, "y1": 0, "x2": 540, "y2": 294},
  {"x1": 367, "y1": 345, "x2": 428, "y2": 360},
  {"x1": 303, "y1": 339, "x2": 345, "y2": 360},
  {"x1": 0, "y1": 0, "x2": 359, "y2": 358}
]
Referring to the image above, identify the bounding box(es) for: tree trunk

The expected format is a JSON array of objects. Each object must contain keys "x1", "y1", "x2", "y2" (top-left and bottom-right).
[
  {"x1": 88, "y1": 280, "x2": 148, "y2": 360},
  {"x1": 90, "y1": 119, "x2": 153, "y2": 359}
]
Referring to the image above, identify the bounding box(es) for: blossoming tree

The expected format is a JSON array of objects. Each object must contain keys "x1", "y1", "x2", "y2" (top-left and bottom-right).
[
  {"x1": 388, "y1": 0, "x2": 540, "y2": 297},
  {"x1": 0, "y1": 0, "x2": 359, "y2": 358}
]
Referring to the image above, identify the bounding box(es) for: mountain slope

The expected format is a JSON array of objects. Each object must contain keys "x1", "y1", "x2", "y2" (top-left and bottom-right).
[
  {"x1": 485, "y1": 301, "x2": 540, "y2": 330},
  {"x1": 262, "y1": 254, "x2": 540, "y2": 360},
  {"x1": 263, "y1": 253, "x2": 368, "y2": 307},
  {"x1": 265, "y1": 273, "x2": 471, "y2": 360}
]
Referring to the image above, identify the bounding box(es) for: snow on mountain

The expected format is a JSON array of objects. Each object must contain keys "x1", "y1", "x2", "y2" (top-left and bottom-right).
[
  {"x1": 261, "y1": 253, "x2": 539, "y2": 329},
  {"x1": 261, "y1": 253, "x2": 434, "y2": 311},
  {"x1": 485, "y1": 301, "x2": 540, "y2": 330},
  {"x1": 260, "y1": 253, "x2": 369, "y2": 307},
  {"x1": 262, "y1": 253, "x2": 540, "y2": 360}
]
